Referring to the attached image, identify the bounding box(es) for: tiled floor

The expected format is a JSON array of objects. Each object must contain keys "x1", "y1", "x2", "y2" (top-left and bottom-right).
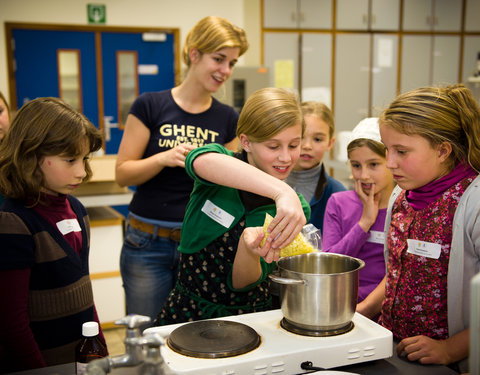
[{"x1": 103, "y1": 327, "x2": 127, "y2": 356}]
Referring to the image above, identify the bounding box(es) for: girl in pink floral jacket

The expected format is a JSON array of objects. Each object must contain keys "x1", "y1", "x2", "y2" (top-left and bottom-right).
[{"x1": 357, "y1": 84, "x2": 480, "y2": 373}]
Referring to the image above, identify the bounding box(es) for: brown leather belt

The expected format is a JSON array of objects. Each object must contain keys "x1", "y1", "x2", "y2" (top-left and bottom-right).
[{"x1": 128, "y1": 216, "x2": 181, "y2": 242}]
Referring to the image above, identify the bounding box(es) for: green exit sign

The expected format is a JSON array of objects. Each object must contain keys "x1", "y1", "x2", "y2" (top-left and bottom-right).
[{"x1": 87, "y1": 4, "x2": 106, "y2": 24}]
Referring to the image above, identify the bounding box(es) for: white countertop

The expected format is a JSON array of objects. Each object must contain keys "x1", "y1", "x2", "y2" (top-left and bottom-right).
[{"x1": 75, "y1": 189, "x2": 133, "y2": 208}]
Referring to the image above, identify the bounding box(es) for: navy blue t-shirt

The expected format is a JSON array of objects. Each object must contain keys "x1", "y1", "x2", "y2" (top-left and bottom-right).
[{"x1": 128, "y1": 90, "x2": 238, "y2": 221}]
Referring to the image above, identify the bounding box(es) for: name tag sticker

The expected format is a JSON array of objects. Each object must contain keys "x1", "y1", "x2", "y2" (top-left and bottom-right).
[
  {"x1": 368, "y1": 230, "x2": 385, "y2": 244},
  {"x1": 201, "y1": 200, "x2": 235, "y2": 228},
  {"x1": 56, "y1": 219, "x2": 81, "y2": 235},
  {"x1": 407, "y1": 239, "x2": 441, "y2": 259}
]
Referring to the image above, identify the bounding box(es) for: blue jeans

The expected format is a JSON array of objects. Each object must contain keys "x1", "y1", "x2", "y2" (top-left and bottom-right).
[{"x1": 120, "y1": 223, "x2": 180, "y2": 325}]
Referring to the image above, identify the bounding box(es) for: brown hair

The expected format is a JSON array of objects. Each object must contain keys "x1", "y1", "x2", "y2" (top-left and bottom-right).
[
  {"x1": 347, "y1": 138, "x2": 386, "y2": 159},
  {"x1": 379, "y1": 84, "x2": 480, "y2": 172},
  {"x1": 301, "y1": 101, "x2": 335, "y2": 139},
  {"x1": 0, "y1": 97, "x2": 103, "y2": 204}
]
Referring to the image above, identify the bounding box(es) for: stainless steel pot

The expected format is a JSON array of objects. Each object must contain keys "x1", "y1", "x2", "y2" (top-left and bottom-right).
[{"x1": 269, "y1": 252, "x2": 365, "y2": 331}]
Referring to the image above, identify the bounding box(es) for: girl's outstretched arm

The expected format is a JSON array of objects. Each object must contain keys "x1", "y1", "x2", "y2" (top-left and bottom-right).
[{"x1": 192, "y1": 152, "x2": 306, "y2": 249}]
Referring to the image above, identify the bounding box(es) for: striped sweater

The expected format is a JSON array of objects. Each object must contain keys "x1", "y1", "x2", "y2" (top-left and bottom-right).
[{"x1": 0, "y1": 195, "x2": 98, "y2": 371}]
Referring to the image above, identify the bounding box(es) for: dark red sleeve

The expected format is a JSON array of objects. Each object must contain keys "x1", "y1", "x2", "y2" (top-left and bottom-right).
[
  {"x1": 93, "y1": 306, "x2": 109, "y2": 355},
  {"x1": 0, "y1": 269, "x2": 46, "y2": 370}
]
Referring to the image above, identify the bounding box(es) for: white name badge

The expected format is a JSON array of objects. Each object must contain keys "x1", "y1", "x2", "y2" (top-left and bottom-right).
[
  {"x1": 367, "y1": 230, "x2": 385, "y2": 244},
  {"x1": 201, "y1": 200, "x2": 235, "y2": 228},
  {"x1": 56, "y1": 218, "x2": 82, "y2": 235},
  {"x1": 407, "y1": 239, "x2": 441, "y2": 259}
]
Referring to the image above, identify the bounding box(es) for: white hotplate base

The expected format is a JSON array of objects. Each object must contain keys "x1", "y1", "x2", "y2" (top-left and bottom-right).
[{"x1": 145, "y1": 309, "x2": 393, "y2": 375}]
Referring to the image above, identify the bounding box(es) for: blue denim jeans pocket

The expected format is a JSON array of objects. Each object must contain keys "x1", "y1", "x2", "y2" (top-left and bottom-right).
[{"x1": 123, "y1": 224, "x2": 151, "y2": 249}]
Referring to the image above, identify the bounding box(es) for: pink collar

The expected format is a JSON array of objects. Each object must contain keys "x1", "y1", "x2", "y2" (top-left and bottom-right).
[{"x1": 406, "y1": 163, "x2": 477, "y2": 211}]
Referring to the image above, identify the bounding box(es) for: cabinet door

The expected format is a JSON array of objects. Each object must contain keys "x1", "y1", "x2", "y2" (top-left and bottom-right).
[
  {"x1": 401, "y1": 35, "x2": 459, "y2": 93},
  {"x1": 433, "y1": 0, "x2": 462, "y2": 31},
  {"x1": 401, "y1": 36, "x2": 431, "y2": 93},
  {"x1": 263, "y1": 0, "x2": 332, "y2": 29},
  {"x1": 334, "y1": 34, "x2": 370, "y2": 132},
  {"x1": 463, "y1": 36, "x2": 480, "y2": 81},
  {"x1": 301, "y1": 33, "x2": 332, "y2": 106},
  {"x1": 264, "y1": 32, "x2": 300, "y2": 91},
  {"x1": 299, "y1": 0, "x2": 332, "y2": 29},
  {"x1": 372, "y1": 34, "x2": 398, "y2": 116},
  {"x1": 432, "y1": 36, "x2": 460, "y2": 84},
  {"x1": 371, "y1": 0, "x2": 400, "y2": 30},
  {"x1": 336, "y1": 0, "x2": 369, "y2": 30},
  {"x1": 263, "y1": 0, "x2": 298, "y2": 29},
  {"x1": 403, "y1": 0, "x2": 462, "y2": 31},
  {"x1": 403, "y1": 0, "x2": 432, "y2": 31},
  {"x1": 465, "y1": 0, "x2": 480, "y2": 32}
]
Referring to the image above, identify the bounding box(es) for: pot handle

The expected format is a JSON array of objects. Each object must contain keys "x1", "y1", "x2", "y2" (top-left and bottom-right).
[{"x1": 268, "y1": 274, "x2": 307, "y2": 285}]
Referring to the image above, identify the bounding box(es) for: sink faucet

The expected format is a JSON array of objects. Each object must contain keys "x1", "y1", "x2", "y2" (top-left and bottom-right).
[{"x1": 86, "y1": 314, "x2": 173, "y2": 375}]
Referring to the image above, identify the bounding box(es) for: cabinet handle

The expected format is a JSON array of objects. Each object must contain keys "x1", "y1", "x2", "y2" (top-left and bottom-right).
[
  {"x1": 371, "y1": 14, "x2": 376, "y2": 25},
  {"x1": 363, "y1": 14, "x2": 368, "y2": 25},
  {"x1": 291, "y1": 12, "x2": 296, "y2": 23},
  {"x1": 300, "y1": 12, "x2": 305, "y2": 22}
]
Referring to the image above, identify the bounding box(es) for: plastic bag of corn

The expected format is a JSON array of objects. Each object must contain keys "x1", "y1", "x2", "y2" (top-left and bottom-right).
[{"x1": 260, "y1": 213, "x2": 321, "y2": 257}]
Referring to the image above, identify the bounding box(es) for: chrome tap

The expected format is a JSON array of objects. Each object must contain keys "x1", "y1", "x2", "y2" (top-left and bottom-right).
[{"x1": 86, "y1": 314, "x2": 172, "y2": 375}]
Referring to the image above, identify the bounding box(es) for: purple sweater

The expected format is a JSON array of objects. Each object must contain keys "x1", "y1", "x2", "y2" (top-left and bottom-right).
[{"x1": 322, "y1": 190, "x2": 386, "y2": 302}]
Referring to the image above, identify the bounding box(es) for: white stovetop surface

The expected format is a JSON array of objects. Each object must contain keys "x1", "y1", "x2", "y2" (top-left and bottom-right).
[{"x1": 145, "y1": 309, "x2": 392, "y2": 375}]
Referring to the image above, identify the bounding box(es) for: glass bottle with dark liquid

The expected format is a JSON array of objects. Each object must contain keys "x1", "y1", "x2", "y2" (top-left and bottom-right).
[{"x1": 75, "y1": 321, "x2": 107, "y2": 374}]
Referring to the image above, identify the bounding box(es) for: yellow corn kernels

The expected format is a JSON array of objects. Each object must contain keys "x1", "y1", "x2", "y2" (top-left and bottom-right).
[{"x1": 260, "y1": 213, "x2": 315, "y2": 257}]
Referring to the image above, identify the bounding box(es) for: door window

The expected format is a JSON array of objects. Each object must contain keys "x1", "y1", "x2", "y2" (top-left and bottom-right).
[
  {"x1": 117, "y1": 51, "x2": 138, "y2": 128},
  {"x1": 58, "y1": 49, "x2": 82, "y2": 111}
]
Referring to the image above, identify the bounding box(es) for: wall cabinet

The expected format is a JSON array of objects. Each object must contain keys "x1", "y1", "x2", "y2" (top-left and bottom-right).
[
  {"x1": 264, "y1": 32, "x2": 300, "y2": 90},
  {"x1": 336, "y1": 0, "x2": 400, "y2": 31},
  {"x1": 463, "y1": 36, "x2": 480, "y2": 82},
  {"x1": 262, "y1": 0, "x2": 480, "y2": 138},
  {"x1": 301, "y1": 33, "x2": 332, "y2": 106},
  {"x1": 465, "y1": 0, "x2": 480, "y2": 31},
  {"x1": 334, "y1": 34, "x2": 370, "y2": 131},
  {"x1": 263, "y1": 0, "x2": 332, "y2": 29},
  {"x1": 334, "y1": 34, "x2": 398, "y2": 132},
  {"x1": 402, "y1": 0, "x2": 462, "y2": 32},
  {"x1": 264, "y1": 32, "x2": 332, "y2": 107},
  {"x1": 401, "y1": 35, "x2": 460, "y2": 93}
]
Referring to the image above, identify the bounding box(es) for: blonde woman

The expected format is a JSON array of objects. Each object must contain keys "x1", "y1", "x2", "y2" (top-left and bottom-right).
[
  {"x1": 115, "y1": 16, "x2": 249, "y2": 322},
  {"x1": 154, "y1": 87, "x2": 310, "y2": 325}
]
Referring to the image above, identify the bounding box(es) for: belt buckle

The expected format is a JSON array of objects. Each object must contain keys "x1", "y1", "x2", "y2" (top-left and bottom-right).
[{"x1": 169, "y1": 229, "x2": 181, "y2": 242}]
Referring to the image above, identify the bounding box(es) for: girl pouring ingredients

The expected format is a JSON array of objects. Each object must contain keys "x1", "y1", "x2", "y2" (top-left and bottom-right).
[{"x1": 154, "y1": 87, "x2": 310, "y2": 326}]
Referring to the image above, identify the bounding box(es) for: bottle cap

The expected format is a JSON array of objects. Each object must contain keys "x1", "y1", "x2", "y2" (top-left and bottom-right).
[{"x1": 82, "y1": 321, "x2": 99, "y2": 337}]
